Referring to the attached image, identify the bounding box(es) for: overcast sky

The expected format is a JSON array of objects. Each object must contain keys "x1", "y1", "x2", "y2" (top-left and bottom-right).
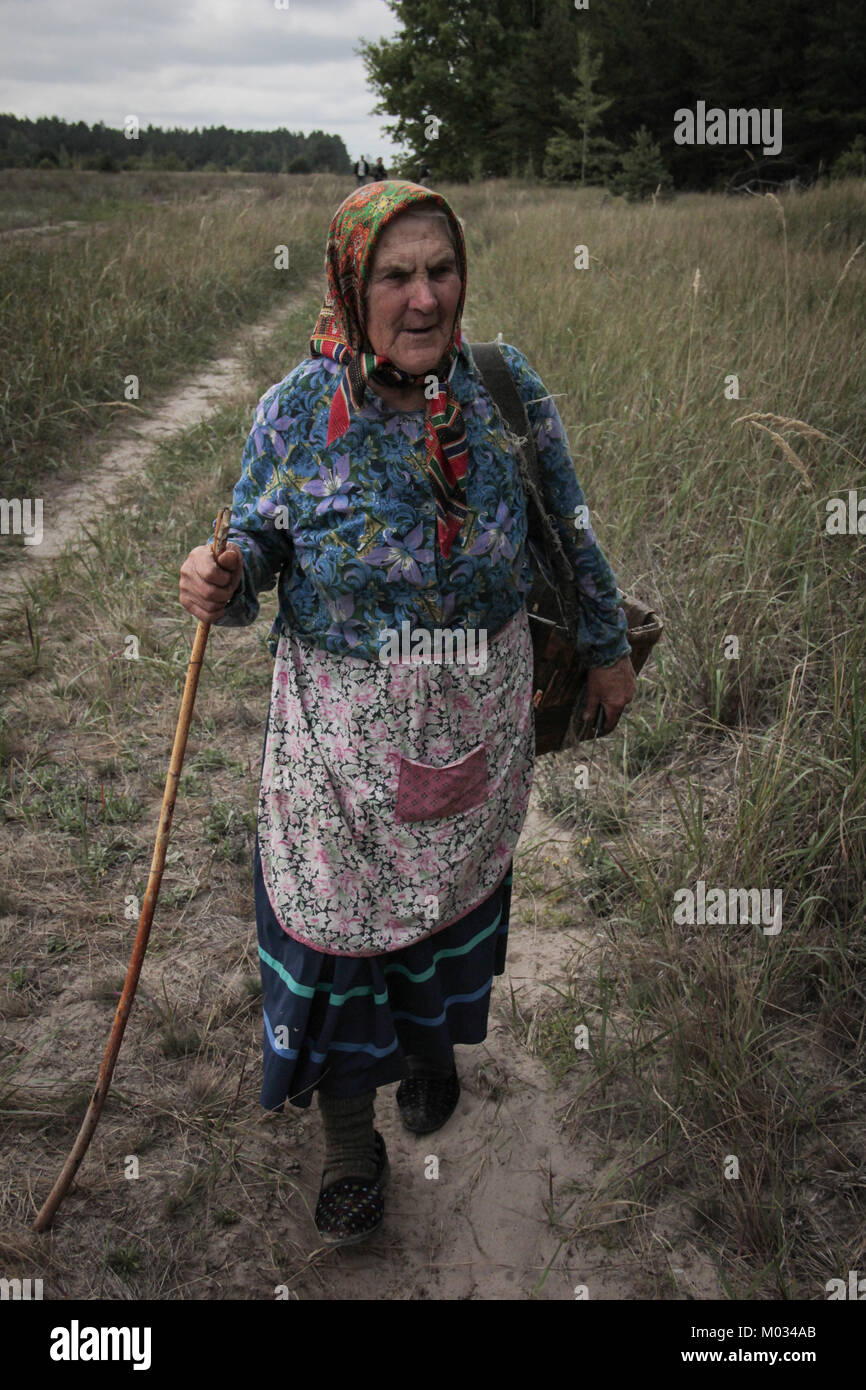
[{"x1": 0, "y1": 0, "x2": 404, "y2": 161}]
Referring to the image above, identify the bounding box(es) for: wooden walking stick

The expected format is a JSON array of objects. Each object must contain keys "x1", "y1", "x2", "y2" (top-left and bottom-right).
[{"x1": 33, "y1": 508, "x2": 233, "y2": 1232}]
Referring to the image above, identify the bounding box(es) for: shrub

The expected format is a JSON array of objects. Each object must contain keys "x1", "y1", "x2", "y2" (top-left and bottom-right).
[
  {"x1": 831, "y1": 134, "x2": 866, "y2": 181},
  {"x1": 609, "y1": 126, "x2": 674, "y2": 201}
]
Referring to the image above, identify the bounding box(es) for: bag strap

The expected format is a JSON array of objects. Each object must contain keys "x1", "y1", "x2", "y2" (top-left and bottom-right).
[
  {"x1": 471, "y1": 341, "x2": 582, "y2": 641},
  {"x1": 471, "y1": 344, "x2": 544, "y2": 546},
  {"x1": 471, "y1": 343, "x2": 535, "y2": 455}
]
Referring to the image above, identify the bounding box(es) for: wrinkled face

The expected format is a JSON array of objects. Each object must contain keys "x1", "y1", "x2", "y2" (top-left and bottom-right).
[{"x1": 364, "y1": 214, "x2": 462, "y2": 375}]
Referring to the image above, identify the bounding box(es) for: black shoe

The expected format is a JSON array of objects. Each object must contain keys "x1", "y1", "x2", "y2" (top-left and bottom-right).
[
  {"x1": 314, "y1": 1130, "x2": 389, "y2": 1246},
  {"x1": 396, "y1": 1065, "x2": 460, "y2": 1134}
]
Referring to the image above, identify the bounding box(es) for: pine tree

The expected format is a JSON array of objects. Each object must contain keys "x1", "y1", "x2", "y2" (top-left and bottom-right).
[
  {"x1": 611, "y1": 126, "x2": 674, "y2": 201},
  {"x1": 831, "y1": 134, "x2": 866, "y2": 180},
  {"x1": 547, "y1": 32, "x2": 615, "y2": 185}
]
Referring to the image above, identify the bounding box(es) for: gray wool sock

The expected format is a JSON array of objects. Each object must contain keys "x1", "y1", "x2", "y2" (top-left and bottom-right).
[{"x1": 317, "y1": 1089, "x2": 378, "y2": 1186}]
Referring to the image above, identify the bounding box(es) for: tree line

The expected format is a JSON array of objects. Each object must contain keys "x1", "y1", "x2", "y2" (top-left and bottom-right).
[
  {"x1": 0, "y1": 114, "x2": 351, "y2": 174},
  {"x1": 362, "y1": 0, "x2": 866, "y2": 190}
]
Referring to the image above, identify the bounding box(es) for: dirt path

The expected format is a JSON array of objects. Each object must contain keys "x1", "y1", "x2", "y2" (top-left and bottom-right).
[
  {"x1": 1, "y1": 296, "x2": 681, "y2": 1300},
  {"x1": 237, "y1": 803, "x2": 694, "y2": 1302},
  {"x1": 0, "y1": 283, "x2": 317, "y2": 607},
  {"x1": 285, "y1": 854, "x2": 621, "y2": 1301},
  {"x1": 0, "y1": 219, "x2": 113, "y2": 241}
]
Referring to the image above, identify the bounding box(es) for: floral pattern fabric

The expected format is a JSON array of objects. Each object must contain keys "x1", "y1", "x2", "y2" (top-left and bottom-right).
[
  {"x1": 213, "y1": 338, "x2": 630, "y2": 955},
  {"x1": 257, "y1": 605, "x2": 533, "y2": 956},
  {"x1": 215, "y1": 340, "x2": 630, "y2": 672}
]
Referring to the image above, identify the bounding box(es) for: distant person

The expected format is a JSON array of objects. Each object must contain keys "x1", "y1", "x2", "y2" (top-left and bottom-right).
[
  {"x1": 373, "y1": 156, "x2": 387, "y2": 181},
  {"x1": 354, "y1": 155, "x2": 370, "y2": 186},
  {"x1": 416, "y1": 160, "x2": 431, "y2": 186}
]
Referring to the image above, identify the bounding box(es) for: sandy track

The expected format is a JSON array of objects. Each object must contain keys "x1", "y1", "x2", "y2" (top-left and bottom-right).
[
  {"x1": 246, "y1": 805, "x2": 707, "y2": 1301},
  {"x1": 0, "y1": 286, "x2": 316, "y2": 608},
  {"x1": 0, "y1": 219, "x2": 112, "y2": 241},
  {"x1": 288, "y1": 911, "x2": 614, "y2": 1301}
]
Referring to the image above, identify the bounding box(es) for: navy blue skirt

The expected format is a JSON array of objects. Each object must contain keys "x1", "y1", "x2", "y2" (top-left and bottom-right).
[{"x1": 254, "y1": 837, "x2": 512, "y2": 1110}]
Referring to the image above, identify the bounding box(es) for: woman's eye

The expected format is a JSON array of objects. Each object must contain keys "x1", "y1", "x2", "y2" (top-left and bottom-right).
[{"x1": 385, "y1": 268, "x2": 453, "y2": 281}]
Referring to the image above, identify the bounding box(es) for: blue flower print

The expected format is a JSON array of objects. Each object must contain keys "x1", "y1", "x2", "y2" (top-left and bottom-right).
[
  {"x1": 326, "y1": 593, "x2": 363, "y2": 647},
  {"x1": 290, "y1": 520, "x2": 313, "y2": 557},
  {"x1": 382, "y1": 413, "x2": 421, "y2": 442},
  {"x1": 536, "y1": 402, "x2": 566, "y2": 453},
  {"x1": 253, "y1": 392, "x2": 295, "y2": 459},
  {"x1": 468, "y1": 500, "x2": 516, "y2": 562},
  {"x1": 256, "y1": 495, "x2": 285, "y2": 522},
  {"x1": 302, "y1": 454, "x2": 358, "y2": 516},
  {"x1": 214, "y1": 343, "x2": 631, "y2": 670},
  {"x1": 367, "y1": 524, "x2": 433, "y2": 586},
  {"x1": 301, "y1": 356, "x2": 342, "y2": 380}
]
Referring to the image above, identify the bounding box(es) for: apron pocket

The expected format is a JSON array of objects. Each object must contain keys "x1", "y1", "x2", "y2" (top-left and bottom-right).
[{"x1": 395, "y1": 743, "x2": 488, "y2": 823}]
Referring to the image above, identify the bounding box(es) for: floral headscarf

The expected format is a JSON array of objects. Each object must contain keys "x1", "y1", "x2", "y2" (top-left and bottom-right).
[{"x1": 310, "y1": 180, "x2": 470, "y2": 558}]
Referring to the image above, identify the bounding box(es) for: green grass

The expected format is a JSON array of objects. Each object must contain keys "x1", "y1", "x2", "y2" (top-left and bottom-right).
[
  {"x1": 0, "y1": 167, "x2": 295, "y2": 232},
  {"x1": 458, "y1": 177, "x2": 866, "y2": 1296},
  {"x1": 0, "y1": 169, "x2": 343, "y2": 502},
  {"x1": 0, "y1": 174, "x2": 863, "y2": 1298}
]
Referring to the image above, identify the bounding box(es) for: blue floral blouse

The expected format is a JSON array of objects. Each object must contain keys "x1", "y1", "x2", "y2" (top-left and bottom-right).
[{"x1": 213, "y1": 341, "x2": 629, "y2": 668}]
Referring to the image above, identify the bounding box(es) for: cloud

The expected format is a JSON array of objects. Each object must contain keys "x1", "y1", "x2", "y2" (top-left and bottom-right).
[{"x1": 0, "y1": 0, "x2": 401, "y2": 156}]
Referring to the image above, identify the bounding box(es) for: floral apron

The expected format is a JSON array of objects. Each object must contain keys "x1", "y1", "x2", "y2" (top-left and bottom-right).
[{"x1": 257, "y1": 604, "x2": 535, "y2": 957}]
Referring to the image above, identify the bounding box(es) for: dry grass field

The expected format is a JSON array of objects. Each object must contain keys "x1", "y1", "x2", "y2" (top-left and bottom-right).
[{"x1": 0, "y1": 170, "x2": 864, "y2": 1299}]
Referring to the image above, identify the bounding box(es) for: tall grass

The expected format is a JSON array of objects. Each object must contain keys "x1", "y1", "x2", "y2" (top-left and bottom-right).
[
  {"x1": 452, "y1": 177, "x2": 866, "y2": 1295},
  {"x1": 0, "y1": 171, "x2": 346, "y2": 498},
  {"x1": 0, "y1": 173, "x2": 863, "y2": 1296},
  {"x1": 0, "y1": 168, "x2": 317, "y2": 232},
  {"x1": 0, "y1": 297, "x2": 323, "y2": 1296}
]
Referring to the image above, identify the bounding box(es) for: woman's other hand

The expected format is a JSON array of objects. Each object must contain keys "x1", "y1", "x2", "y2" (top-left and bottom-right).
[
  {"x1": 179, "y1": 543, "x2": 243, "y2": 622},
  {"x1": 582, "y1": 655, "x2": 637, "y2": 734}
]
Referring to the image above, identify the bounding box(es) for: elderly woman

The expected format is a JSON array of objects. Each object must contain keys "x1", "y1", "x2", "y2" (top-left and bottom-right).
[{"x1": 179, "y1": 181, "x2": 635, "y2": 1246}]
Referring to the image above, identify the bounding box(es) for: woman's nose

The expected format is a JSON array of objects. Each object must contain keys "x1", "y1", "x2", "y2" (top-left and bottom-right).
[{"x1": 407, "y1": 276, "x2": 438, "y2": 312}]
